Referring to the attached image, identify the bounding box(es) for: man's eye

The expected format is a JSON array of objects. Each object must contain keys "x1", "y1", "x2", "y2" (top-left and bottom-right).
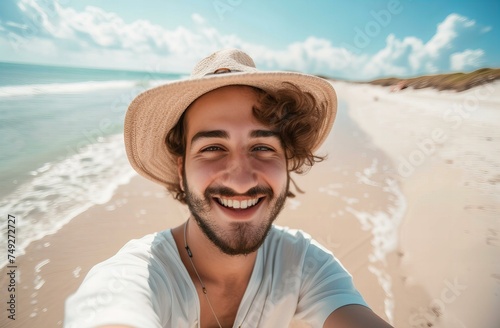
[
  {"x1": 252, "y1": 145, "x2": 274, "y2": 152},
  {"x1": 201, "y1": 146, "x2": 223, "y2": 152}
]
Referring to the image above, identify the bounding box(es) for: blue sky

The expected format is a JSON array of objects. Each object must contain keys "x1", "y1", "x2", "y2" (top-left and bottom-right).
[{"x1": 0, "y1": 0, "x2": 498, "y2": 80}]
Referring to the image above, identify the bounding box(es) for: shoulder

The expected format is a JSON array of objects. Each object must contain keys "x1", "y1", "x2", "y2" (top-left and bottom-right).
[
  {"x1": 72, "y1": 229, "x2": 182, "y2": 299},
  {"x1": 65, "y1": 230, "x2": 186, "y2": 327},
  {"x1": 90, "y1": 230, "x2": 172, "y2": 269},
  {"x1": 94, "y1": 229, "x2": 182, "y2": 282},
  {"x1": 264, "y1": 225, "x2": 348, "y2": 279},
  {"x1": 263, "y1": 225, "x2": 332, "y2": 267},
  {"x1": 265, "y1": 225, "x2": 331, "y2": 256}
]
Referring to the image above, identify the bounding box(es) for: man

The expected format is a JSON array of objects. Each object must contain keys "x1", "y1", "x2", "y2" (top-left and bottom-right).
[{"x1": 65, "y1": 49, "x2": 393, "y2": 328}]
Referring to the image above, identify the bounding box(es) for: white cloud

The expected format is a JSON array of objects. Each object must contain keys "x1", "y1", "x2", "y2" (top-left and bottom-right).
[
  {"x1": 191, "y1": 13, "x2": 206, "y2": 25},
  {"x1": 363, "y1": 34, "x2": 423, "y2": 78},
  {"x1": 0, "y1": 1, "x2": 489, "y2": 79},
  {"x1": 481, "y1": 26, "x2": 492, "y2": 33},
  {"x1": 252, "y1": 13, "x2": 482, "y2": 79},
  {"x1": 400, "y1": 14, "x2": 477, "y2": 75},
  {"x1": 425, "y1": 13, "x2": 474, "y2": 57},
  {"x1": 450, "y1": 49, "x2": 485, "y2": 71}
]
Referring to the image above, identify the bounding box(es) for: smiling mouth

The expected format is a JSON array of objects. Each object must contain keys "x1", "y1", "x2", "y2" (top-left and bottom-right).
[{"x1": 215, "y1": 197, "x2": 263, "y2": 210}]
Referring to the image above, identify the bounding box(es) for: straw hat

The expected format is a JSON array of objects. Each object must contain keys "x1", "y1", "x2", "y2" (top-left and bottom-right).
[{"x1": 124, "y1": 48, "x2": 337, "y2": 189}]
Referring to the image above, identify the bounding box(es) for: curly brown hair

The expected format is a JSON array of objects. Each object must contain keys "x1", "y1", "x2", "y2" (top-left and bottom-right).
[{"x1": 165, "y1": 82, "x2": 328, "y2": 203}]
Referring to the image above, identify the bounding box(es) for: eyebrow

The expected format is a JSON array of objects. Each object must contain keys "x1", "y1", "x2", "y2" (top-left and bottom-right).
[
  {"x1": 190, "y1": 129, "x2": 279, "y2": 147},
  {"x1": 191, "y1": 130, "x2": 228, "y2": 145}
]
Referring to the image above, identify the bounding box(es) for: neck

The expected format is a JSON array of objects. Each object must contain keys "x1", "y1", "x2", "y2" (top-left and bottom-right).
[{"x1": 178, "y1": 217, "x2": 257, "y2": 287}]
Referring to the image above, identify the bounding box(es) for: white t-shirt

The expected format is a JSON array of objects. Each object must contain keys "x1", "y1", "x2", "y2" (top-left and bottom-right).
[{"x1": 65, "y1": 225, "x2": 367, "y2": 328}]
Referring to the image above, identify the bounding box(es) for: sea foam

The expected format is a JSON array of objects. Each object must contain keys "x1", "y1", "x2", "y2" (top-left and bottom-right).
[
  {"x1": 0, "y1": 134, "x2": 136, "y2": 269},
  {"x1": 0, "y1": 79, "x2": 173, "y2": 97}
]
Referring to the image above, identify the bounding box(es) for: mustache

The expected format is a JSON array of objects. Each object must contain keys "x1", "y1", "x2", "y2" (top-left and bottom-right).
[{"x1": 204, "y1": 186, "x2": 274, "y2": 199}]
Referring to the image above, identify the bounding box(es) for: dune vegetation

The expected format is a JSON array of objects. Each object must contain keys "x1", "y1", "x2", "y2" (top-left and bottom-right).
[{"x1": 367, "y1": 68, "x2": 500, "y2": 92}]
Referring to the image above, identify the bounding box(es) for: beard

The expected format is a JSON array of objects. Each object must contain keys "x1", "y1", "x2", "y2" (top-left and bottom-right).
[{"x1": 183, "y1": 174, "x2": 288, "y2": 256}]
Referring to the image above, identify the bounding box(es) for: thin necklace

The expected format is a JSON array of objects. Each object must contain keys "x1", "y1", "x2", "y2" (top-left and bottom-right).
[
  {"x1": 184, "y1": 219, "x2": 224, "y2": 328},
  {"x1": 184, "y1": 219, "x2": 252, "y2": 328}
]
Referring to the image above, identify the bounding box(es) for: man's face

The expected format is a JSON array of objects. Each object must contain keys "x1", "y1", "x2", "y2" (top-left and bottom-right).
[{"x1": 179, "y1": 85, "x2": 289, "y2": 255}]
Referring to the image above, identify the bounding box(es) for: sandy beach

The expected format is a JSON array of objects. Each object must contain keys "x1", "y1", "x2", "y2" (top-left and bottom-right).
[
  {"x1": 335, "y1": 80, "x2": 500, "y2": 327},
  {"x1": 1, "y1": 81, "x2": 499, "y2": 328}
]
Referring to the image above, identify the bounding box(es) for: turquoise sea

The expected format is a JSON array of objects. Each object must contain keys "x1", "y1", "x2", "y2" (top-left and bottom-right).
[{"x1": 0, "y1": 62, "x2": 183, "y2": 267}]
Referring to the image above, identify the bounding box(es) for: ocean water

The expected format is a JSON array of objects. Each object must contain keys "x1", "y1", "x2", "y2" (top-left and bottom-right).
[{"x1": 0, "y1": 62, "x2": 182, "y2": 268}]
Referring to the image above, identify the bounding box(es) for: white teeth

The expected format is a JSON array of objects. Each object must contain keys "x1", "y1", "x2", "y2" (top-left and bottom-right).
[{"x1": 217, "y1": 197, "x2": 260, "y2": 210}]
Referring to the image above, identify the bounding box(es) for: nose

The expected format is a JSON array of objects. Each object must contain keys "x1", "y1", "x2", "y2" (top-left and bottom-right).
[{"x1": 222, "y1": 152, "x2": 258, "y2": 193}]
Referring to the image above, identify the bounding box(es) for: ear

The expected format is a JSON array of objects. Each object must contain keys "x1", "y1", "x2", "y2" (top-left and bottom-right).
[{"x1": 177, "y1": 156, "x2": 184, "y2": 191}]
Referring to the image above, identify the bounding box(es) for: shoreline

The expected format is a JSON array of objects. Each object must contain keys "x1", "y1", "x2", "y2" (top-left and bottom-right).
[
  {"x1": 0, "y1": 175, "x2": 185, "y2": 328},
  {"x1": 0, "y1": 133, "x2": 136, "y2": 269}
]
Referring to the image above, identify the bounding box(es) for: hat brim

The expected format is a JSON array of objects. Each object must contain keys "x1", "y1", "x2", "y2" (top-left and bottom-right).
[{"x1": 124, "y1": 71, "x2": 337, "y2": 188}]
